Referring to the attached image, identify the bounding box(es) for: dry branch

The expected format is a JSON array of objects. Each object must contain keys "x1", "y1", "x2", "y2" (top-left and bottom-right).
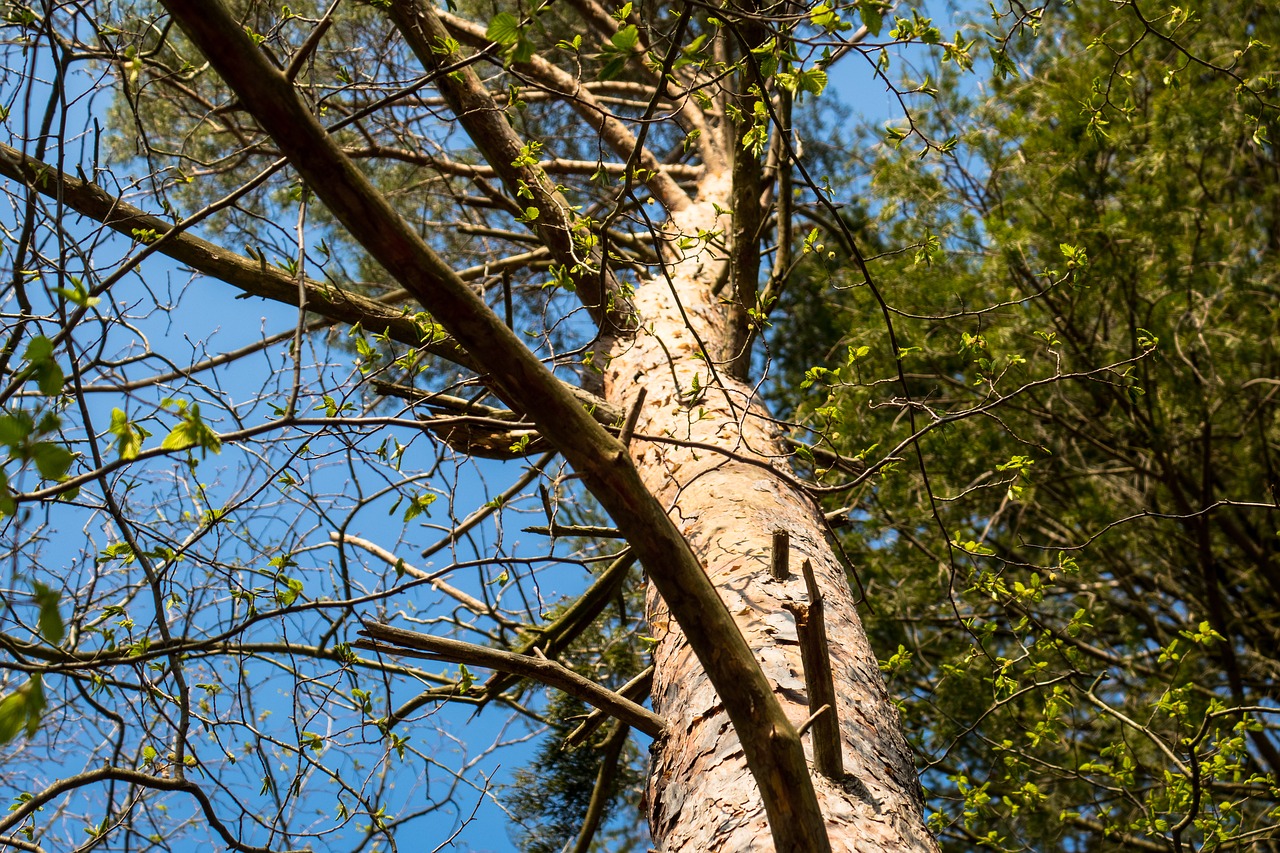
[{"x1": 355, "y1": 622, "x2": 666, "y2": 738}]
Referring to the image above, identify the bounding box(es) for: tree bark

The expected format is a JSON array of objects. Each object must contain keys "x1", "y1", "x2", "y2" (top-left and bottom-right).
[{"x1": 604, "y1": 172, "x2": 938, "y2": 851}]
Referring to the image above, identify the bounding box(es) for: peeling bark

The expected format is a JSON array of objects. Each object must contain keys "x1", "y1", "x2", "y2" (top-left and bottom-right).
[{"x1": 604, "y1": 174, "x2": 939, "y2": 851}]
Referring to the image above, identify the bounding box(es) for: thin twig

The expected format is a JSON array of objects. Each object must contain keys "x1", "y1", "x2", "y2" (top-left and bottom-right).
[
  {"x1": 523, "y1": 523, "x2": 625, "y2": 539},
  {"x1": 330, "y1": 532, "x2": 518, "y2": 628},
  {"x1": 796, "y1": 703, "x2": 831, "y2": 738}
]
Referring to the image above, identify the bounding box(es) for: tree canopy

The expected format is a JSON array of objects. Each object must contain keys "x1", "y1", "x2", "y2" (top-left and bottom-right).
[
  {"x1": 0, "y1": 0, "x2": 1277, "y2": 851},
  {"x1": 771, "y1": 0, "x2": 1280, "y2": 848}
]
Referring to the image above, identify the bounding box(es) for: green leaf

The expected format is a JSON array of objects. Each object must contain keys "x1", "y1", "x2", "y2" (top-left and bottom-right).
[
  {"x1": 108, "y1": 408, "x2": 149, "y2": 461},
  {"x1": 0, "y1": 412, "x2": 34, "y2": 447},
  {"x1": 857, "y1": 0, "x2": 884, "y2": 36},
  {"x1": 809, "y1": 2, "x2": 837, "y2": 29},
  {"x1": 457, "y1": 663, "x2": 475, "y2": 692},
  {"x1": 797, "y1": 68, "x2": 828, "y2": 96},
  {"x1": 402, "y1": 492, "x2": 436, "y2": 522},
  {"x1": 486, "y1": 11, "x2": 520, "y2": 46},
  {"x1": 161, "y1": 423, "x2": 197, "y2": 451},
  {"x1": 22, "y1": 336, "x2": 63, "y2": 396},
  {"x1": 23, "y1": 335, "x2": 53, "y2": 364},
  {"x1": 52, "y1": 282, "x2": 101, "y2": 308},
  {"x1": 599, "y1": 55, "x2": 627, "y2": 81},
  {"x1": 0, "y1": 676, "x2": 45, "y2": 743},
  {"x1": 511, "y1": 36, "x2": 536, "y2": 64},
  {"x1": 0, "y1": 470, "x2": 13, "y2": 518},
  {"x1": 30, "y1": 442, "x2": 73, "y2": 481},
  {"x1": 160, "y1": 404, "x2": 222, "y2": 455},
  {"x1": 32, "y1": 582, "x2": 64, "y2": 645},
  {"x1": 275, "y1": 575, "x2": 304, "y2": 607},
  {"x1": 609, "y1": 24, "x2": 639, "y2": 52}
]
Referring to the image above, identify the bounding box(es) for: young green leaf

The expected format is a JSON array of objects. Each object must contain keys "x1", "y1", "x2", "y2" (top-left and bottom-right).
[
  {"x1": 486, "y1": 12, "x2": 520, "y2": 46},
  {"x1": 32, "y1": 582, "x2": 65, "y2": 645}
]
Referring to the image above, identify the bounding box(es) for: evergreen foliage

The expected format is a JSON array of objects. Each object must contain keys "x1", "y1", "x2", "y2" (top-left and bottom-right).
[{"x1": 774, "y1": 0, "x2": 1280, "y2": 848}]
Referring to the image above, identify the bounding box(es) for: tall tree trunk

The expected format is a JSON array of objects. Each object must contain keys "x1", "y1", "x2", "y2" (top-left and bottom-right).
[{"x1": 604, "y1": 174, "x2": 938, "y2": 851}]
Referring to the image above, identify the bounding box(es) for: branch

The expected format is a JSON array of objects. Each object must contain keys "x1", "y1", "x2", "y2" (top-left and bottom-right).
[
  {"x1": 525, "y1": 0, "x2": 721, "y2": 168},
  {"x1": 782, "y1": 558, "x2": 844, "y2": 779},
  {"x1": 0, "y1": 141, "x2": 475, "y2": 371},
  {"x1": 522, "y1": 523, "x2": 625, "y2": 538},
  {"x1": 345, "y1": 144, "x2": 702, "y2": 180},
  {"x1": 502, "y1": 47, "x2": 693, "y2": 212},
  {"x1": 356, "y1": 622, "x2": 666, "y2": 738},
  {"x1": 387, "y1": 0, "x2": 634, "y2": 330},
  {"x1": 388, "y1": 549, "x2": 637, "y2": 725},
  {"x1": 328, "y1": 532, "x2": 520, "y2": 628},
  {"x1": 374, "y1": 379, "x2": 626, "y2": 428},
  {"x1": 374, "y1": 379, "x2": 626, "y2": 459},
  {"x1": 567, "y1": 665, "x2": 654, "y2": 748},
  {"x1": 770, "y1": 528, "x2": 791, "y2": 581},
  {"x1": 758, "y1": 86, "x2": 793, "y2": 321},
  {"x1": 0, "y1": 766, "x2": 279, "y2": 853},
  {"x1": 567, "y1": 721, "x2": 631, "y2": 853},
  {"x1": 421, "y1": 452, "x2": 555, "y2": 557},
  {"x1": 283, "y1": 3, "x2": 335, "y2": 81}
]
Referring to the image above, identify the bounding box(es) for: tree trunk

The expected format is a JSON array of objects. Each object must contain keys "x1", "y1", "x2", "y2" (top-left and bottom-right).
[{"x1": 604, "y1": 174, "x2": 938, "y2": 851}]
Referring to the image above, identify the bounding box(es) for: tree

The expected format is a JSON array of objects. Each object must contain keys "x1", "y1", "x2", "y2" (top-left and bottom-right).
[
  {"x1": 769, "y1": 0, "x2": 1280, "y2": 849},
  {"x1": 0, "y1": 0, "x2": 986, "y2": 850}
]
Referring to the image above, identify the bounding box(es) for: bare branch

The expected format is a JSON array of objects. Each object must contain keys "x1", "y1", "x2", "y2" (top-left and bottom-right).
[{"x1": 356, "y1": 622, "x2": 667, "y2": 737}]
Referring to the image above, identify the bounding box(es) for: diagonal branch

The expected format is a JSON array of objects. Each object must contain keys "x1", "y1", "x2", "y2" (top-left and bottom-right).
[
  {"x1": 158, "y1": 4, "x2": 832, "y2": 848},
  {"x1": 443, "y1": 10, "x2": 709, "y2": 205},
  {"x1": 355, "y1": 622, "x2": 666, "y2": 737},
  {"x1": 520, "y1": 0, "x2": 722, "y2": 168},
  {"x1": 329, "y1": 532, "x2": 522, "y2": 628},
  {"x1": 386, "y1": 548, "x2": 638, "y2": 725},
  {"x1": 567, "y1": 665, "x2": 653, "y2": 748},
  {"x1": 567, "y1": 720, "x2": 631, "y2": 853},
  {"x1": 0, "y1": 140, "x2": 471, "y2": 367},
  {"x1": 441, "y1": 10, "x2": 698, "y2": 213},
  {"x1": 0, "y1": 766, "x2": 278, "y2": 853},
  {"x1": 387, "y1": 0, "x2": 635, "y2": 331}
]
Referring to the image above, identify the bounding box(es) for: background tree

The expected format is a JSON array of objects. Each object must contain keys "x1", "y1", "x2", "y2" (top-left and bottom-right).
[{"x1": 770, "y1": 0, "x2": 1280, "y2": 849}]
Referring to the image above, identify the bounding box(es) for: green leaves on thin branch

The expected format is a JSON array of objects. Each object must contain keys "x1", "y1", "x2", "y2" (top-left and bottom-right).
[
  {"x1": 16, "y1": 335, "x2": 63, "y2": 396},
  {"x1": 597, "y1": 23, "x2": 640, "y2": 81},
  {"x1": 486, "y1": 11, "x2": 536, "y2": 63},
  {"x1": 159, "y1": 400, "x2": 222, "y2": 456},
  {"x1": 0, "y1": 584, "x2": 62, "y2": 744},
  {"x1": 0, "y1": 675, "x2": 46, "y2": 744}
]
